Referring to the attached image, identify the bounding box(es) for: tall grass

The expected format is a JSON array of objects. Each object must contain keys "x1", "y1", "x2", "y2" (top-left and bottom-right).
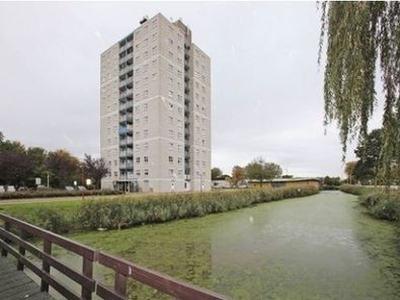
[
  {"x1": 341, "y1": 184, "x2": 400, "y2": 222},
  {"x1": 76, "y1": 187, "x2": 319, "y2": 231}
]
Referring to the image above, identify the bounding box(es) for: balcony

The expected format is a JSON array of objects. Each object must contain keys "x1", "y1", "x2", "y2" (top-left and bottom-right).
[
  {"x1": 184, "y1": 65, "x2": 190, "y2": 72},
  {"x1": 184, "y1": 98, "x2": 190, "y2": 105},
  {"x1": 119, "y1": 125, "x2": 133, "y2": 136},
  {"x1": 120, "y1": 161, "x2": 134, "y2": 170},
  {"x1": 184, "y1": 75, "x2": 190, "y2": 82},
  {"x1": 184, "y1": 87, "x2": 190, "y2": 94},
  {"x1": 184, "y1": 52, "x2": 190, "y2": 60}
]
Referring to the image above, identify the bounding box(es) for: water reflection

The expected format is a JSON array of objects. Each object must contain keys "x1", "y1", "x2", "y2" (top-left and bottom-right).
[{"x1": 209, "y1": 192, "x2": 395, "y2": 299}]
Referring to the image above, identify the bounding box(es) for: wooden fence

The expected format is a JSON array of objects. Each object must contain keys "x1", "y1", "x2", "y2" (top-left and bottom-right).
[{"x1": 0, "y1": 213, "x2": 229, "y2": 300}]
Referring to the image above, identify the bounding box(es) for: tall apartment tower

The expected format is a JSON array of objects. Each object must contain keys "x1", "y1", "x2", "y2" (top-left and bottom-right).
[{"x1": 100, "y1": 13, "x2": 211, "y2": 193}]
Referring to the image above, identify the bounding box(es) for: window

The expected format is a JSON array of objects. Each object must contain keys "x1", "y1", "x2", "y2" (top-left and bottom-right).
[
  {"x1": 144, "y1": 90, "x2": 148, "y2": 98},
  {"x1": 168, "y1": 116, "x2": 173, "y2": 124},
  {"x1": 169, "y1": 142, "x2": 173, "y2": 150},
  {"x1": 144, "y1": 51, "x2": 148, "y2": 59},
  {"x1": 168, "y1": 64, "x2": 173, "y2": 73},
  {"x1": 169, "y1": 169, "x2": 174, "y2": 176},
  {"x1": 152, "y1": 33, "x2": 157, "y2": 41},
  {"x1": 168, "y1": 38, "x2": 173, "y2": 45},
  {"x1": 168, "y1": 90, "x2": 173, "y2": 98},
  {"x1": 169, "y1": 130, "x2": 174, "y2": 138},
  {"x1": 135, "y1": 144, "x2": 140, "y2": 152},
  {"x1": 169, "y1": 156, "x2": 173, "y2": 163},
  {"x1": 152, "y1": 46, "x2": 158, "y2": 55},
  {"x1": 178, "y1": 157, "x2": 182, "y2": 163},
  {"x1": 168, "y1": 51, "x2": 173, "y2": 59},
  {"x1": 144, "y1": 116, "x2": 148, "y2": 124},
  {"x1": 144, "y1": 156, "x2": 148, "y2": 163},
  {"x1": 144, "y1": 169, "x2": 149, "y2": 176},
  {"x1": 152, "y1": 59, "x2": 157, "y2": 66},
  {"x1": 143, "y1": 142, "x2": 148, "y2": 151},
  {"x1": 136, "y1": 170, "x2": 141, "y2": 176},
  {"x1": 136, "y1": 157, "x2": 140, "y2": 163},
  {"x1": 136, "y1": 131, "x2": 140, "y2": 139},
  {"x1": 144, "y1": 129, "x2": 148, "y2": 138},
  {"x1": 144, "y1": 103, "x2": 148, "y2": 111}
]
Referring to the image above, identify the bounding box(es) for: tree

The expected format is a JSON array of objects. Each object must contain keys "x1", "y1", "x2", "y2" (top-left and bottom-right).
[
  {"x1": 231, "y1": 165, "x2": 245, "y2": 187},
  {"x1": 82, "y1": 154, "x2": 109, "y2": 189},
  {"x1": 211, "y1": 167, "x2": 223, "y2": 180},
  {"x1": 344, "y1": 161, "x2": 357, "y2": 184},
  {"x1": 26, "y1": 147, "x2": 47, "y2": 187},
  {"x1": 46, "y1": 149, "x2": 80, "y2": 188},
  {"x1": 354, "y1": 128, "x2": 383, "y2": 185},
  {"x1": 319, "y1": 2, "x2": 400, "y2": 186},
  {"x1": 0, "y1": 152, "x2": 34, "y2": 189},
  {"x1": 245, "y1": 157, "x2": 282, "y2": 187},
  {"x1": 0, "y1": 134, "x2": 34, "y2": 189}
]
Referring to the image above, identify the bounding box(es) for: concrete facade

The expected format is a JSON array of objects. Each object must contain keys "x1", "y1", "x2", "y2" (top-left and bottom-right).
[{"x1": 100, "y1": 14, "x2": 211, "y2": 193}]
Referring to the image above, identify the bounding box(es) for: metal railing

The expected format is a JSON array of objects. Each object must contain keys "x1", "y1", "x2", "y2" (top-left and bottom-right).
[{"x1": 0, "y1": 213, "x2": 229, "y2": 300}]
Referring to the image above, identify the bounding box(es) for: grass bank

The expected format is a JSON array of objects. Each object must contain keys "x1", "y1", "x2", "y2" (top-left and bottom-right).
[
  {"x1": 340, "y1": 184, "x2": 400, "y2": 221},
  {"x1": 0, "y1": 187, "x2": 319, "y2": 233}
]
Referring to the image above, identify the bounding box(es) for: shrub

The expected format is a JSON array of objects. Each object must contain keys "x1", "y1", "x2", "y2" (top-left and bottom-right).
[
  {"x1": 33, "y1": 207, "x2": 71, "y2": 234},
  {"x1": 0, "y1": 189, "x2": 123, "y2": 200}
]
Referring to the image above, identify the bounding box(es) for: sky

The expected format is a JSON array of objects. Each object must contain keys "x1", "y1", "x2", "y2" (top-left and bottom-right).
[{"x1": 0, "y1": 1, "x2": 384, "y2": 178}]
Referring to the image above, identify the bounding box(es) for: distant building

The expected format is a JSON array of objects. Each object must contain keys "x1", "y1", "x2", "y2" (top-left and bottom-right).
[
  {"x1": 100, "y1": 13, "x2": 211, "y2": 193},
  {"x1": 247, "y1": 178, "x2": 321, "y2": 190}
]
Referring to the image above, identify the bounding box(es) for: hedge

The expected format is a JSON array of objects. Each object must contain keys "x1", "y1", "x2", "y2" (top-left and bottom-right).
[{"x1": 0, "y1": 189, "x2": 123, "y2": 200}]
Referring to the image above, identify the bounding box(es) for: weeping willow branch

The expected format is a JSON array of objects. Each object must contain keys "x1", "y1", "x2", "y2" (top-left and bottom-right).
[{"x1": 319, "y1": 2, "x2": 400, "y2": 185}]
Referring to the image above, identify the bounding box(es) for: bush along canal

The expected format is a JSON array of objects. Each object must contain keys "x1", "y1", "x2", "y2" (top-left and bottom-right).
[{"x1": 66, "y1": 191, "x2": 400, "y2": 299}]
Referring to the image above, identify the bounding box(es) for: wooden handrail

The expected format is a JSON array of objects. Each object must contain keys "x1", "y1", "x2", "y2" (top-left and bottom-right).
[{"x1": 0, "y1": 213, "x2": 229, "y2": 300}]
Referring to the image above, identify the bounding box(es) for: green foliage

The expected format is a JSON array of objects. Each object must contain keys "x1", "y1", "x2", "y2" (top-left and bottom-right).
[
  {"x1": 319, "y1": 2, "x2": 400, "y2": 185},
  {"x1": 245, "y1": 157, "x2": 282, "y2": 185},
  {"x1": 211, "y1": 167, "x2": 223, "y2": 180},
  {"x1": 360, "y1": 192, "x2": 400, "y2": 222},
  {"x1": 32, "y1": 207, "x2": 72, "y2": 234},
  {"x1": 46, "y1": 149, "x2": 80, "y2": 188},
  {"x1": 0, "y1": 189, "x2": 122, "y2": 200},
  {"x1": 340, "y1": 184, "x2": 379, "y2": 196},
  {"x1": 341, "y1": 184, "x2": 400, "y2": 222},
  {"x1": 77, "y1": 187, "x2": 319, "y2": 231}
]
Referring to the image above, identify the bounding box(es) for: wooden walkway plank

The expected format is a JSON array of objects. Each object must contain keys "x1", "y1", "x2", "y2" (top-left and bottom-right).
[{"x1": 0, "y1": 256, "x2": 53, "y2": 300}]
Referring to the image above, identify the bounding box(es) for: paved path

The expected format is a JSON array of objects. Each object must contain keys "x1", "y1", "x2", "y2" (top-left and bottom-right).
[{"x1": 0, "y1": 256, "x2": 53, "y2": 300}]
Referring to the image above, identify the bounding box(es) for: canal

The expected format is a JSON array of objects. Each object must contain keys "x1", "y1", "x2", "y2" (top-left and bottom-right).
[{"x1": 70, "y1": 191, "x2": 400, "y2": 299}]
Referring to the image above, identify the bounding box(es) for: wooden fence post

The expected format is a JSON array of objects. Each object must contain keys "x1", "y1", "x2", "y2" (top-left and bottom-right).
[
  {"x1": 1, "y1": 221, "x2": 10, "y2": 257},
  {"x1": 41, "y1": 239, "x2": 52, "y2": 292},
  {"x1": 82, "y1": 257, "x2": 93, "y2": 300},
  {"x1": 17, "y1": 229, "x2": 27, "y2": 270}
]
